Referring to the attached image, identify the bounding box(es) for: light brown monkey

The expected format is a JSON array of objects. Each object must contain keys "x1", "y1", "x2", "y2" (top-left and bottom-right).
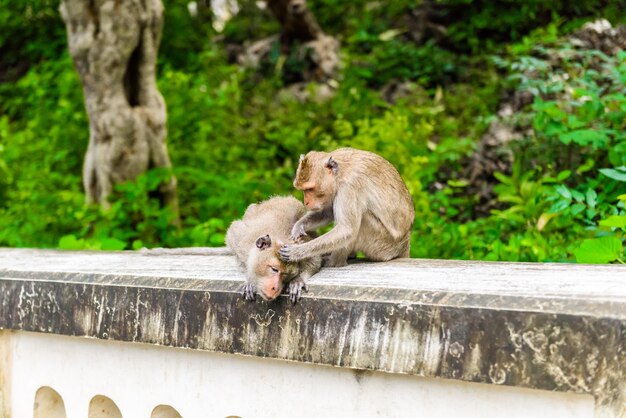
[
  {"x1": 279, "y1": 148, "x2": 415, "y2": 267},
  {"x1": 226, "y1": 196, "x2": 321, "y2": 303}
]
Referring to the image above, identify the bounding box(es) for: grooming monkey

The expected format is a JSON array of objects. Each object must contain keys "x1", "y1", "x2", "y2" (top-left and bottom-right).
[
  {"x1": 279, "y1": 148, "x2": 415, "y2": 267},
  {"x1": 226, "y1": 196, "x2": 321, "y2": 303}
]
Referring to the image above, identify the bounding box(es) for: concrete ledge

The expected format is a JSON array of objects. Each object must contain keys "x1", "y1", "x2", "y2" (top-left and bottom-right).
[{"x1": 0, "y1": 248, "x2": 624, "y2": 416}]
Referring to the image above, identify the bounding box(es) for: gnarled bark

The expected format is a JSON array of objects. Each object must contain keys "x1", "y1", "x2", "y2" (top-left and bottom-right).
[
  {"x1": 238, "y1": 0, "x2": 339, "y2": 94},
  {"x1": 266, "y1": 0, "x2": 322, "y2": 47},
  {"x1": 60, "y1": 0, "x2": 178, "y2": 216},
  {"x1": 267, "y1": 0, "x2": 339, "y2": 83}
]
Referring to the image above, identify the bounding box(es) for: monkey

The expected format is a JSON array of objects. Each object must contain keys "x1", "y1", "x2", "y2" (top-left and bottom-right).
[
  {"x1": 226, "y1": 196, "x2": 322, "y2": 303},
  {"x1": 279, "y1": 148, "x2": 415, "y2": 267}
]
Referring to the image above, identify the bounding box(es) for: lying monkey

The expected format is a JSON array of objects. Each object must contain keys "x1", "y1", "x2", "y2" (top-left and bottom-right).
[
  {"x1": 226, "y1": 196, "x2": 322, "y2": 303},
  {"x1": 280, "y1": 148, "x2": 415, "y2": 266}
]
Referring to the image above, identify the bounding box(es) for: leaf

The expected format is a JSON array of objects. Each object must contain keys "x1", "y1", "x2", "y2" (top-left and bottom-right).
[
  {"x1": 566, "y1": 115, "x2": 586, "y2": 129},
  {"x1": 574, "y1": 236, "x2": 623, "y2": 264},
  {"x1": 447, "y1": 179, "x2": 469, "y2": 187},
  {"x1": 209, "y1": 233, "x2": 225, "y2": 246},
  {"x1": 586, "y1": 207, "x2": 597, "y2": 220},
  {"x1": 536, "y1": 213, "x2": 556, "y2": 232},
  {"x1": 559, "y1": 129, "x2": 608, "y2": 148},
  {"x1": 556, "y1": 170, "x2": 571, "y2": 181},
  {"x1": 58, "y1": 235, "x2": 85, "y2": 250},
  {"x1": 548, "y1": 199, "x2": 571, "y2": 213},
  {"x1": 493, "y1": 172, "x2": 512, "y2": 185},
  {"x1": 570, "y1": 203, "x2": 586, "y2": 216},
  {"x1": 609, "y1": 142, "x2": 626, "y2": 167},
  {"x1": 498, "y1": 195, "x2": 523, "y2": 204},
  {"x1": 379, "y1": 29, "x2": 405, "y2": 41},
  {"x1": 555, "y1": 185, "x2": 572, "y2": 200},
  {"x1": 571, "y1": 189, "x2": 584, "y2": 203},
  {"x1": 599, "y1": 167, "x2": 626, "y2": 182},
  {"x1": 576, "y1": 158, "x2": 595, "y2": 174},
  {"x1": 99, "y1": 237, "x2": 127, "y2": 251},
  {"x1": 585, "y1": 188, "x2": 597, "y2": 208},
  {"x1": 599, "y1": 215, "x2": 626, "y2": 229}
]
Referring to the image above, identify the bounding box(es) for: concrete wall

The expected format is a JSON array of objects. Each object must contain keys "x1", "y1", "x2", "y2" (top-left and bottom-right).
[
  {"x1": 5, "y1": 331, "x2": 595, "y2": 418},
  {"x1": 0, "y1": 248, "x2": 623, "y2": 417}
]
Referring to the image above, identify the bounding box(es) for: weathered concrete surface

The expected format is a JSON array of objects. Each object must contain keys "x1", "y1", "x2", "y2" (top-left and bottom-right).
[
  {"x1": 0, "y1": 331, "x2": 9, "y2": 418},
  {"x1": 0, "y1": 248, "x2": 624, "y2": 416},
  {"x1": 4, "y1": 330, "x2": 596, "y2": 418}
]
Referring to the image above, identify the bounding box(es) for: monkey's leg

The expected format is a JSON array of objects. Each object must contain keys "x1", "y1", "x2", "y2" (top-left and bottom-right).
[
  {"x1": 361, "y1": 234, "x2": 411, "y2": 262},
  {"x1": 398, "y1": 239, "x2": 411, "y2": 258},
  {"x1": 324, "y1": 246, "x2": 352, "y2": 267}
]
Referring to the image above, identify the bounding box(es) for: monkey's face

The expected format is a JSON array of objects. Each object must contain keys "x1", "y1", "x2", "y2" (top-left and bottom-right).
[
  {"x1": 295, "y1": 152, "x2": 337, "y2": 211},
  {"x1": 250, "y1": 234, "x2": 296, "y2": 301},
  {"x1": 301, "y1": 186, "x2": 327, "y2": 211},
  {"x1": 254, "y1": 255, "x2": 286, "y2": 301}
]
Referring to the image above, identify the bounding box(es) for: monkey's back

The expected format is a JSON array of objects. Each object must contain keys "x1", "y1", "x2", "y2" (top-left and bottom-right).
[
  {"x1": 332, "y1": 148, "x2": 415, "y2": 240},
  {"x1": 226, "y1": 196, "x2": 306, "y2": 265}
]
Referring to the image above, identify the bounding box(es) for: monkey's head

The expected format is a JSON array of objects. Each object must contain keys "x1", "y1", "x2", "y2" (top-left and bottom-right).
[
  {"x1": 248, "y1": 234, "x2": 300, "y2": 301},
  {"x1": 294, "y1": 151, "x2": 339, "y2": 211}
]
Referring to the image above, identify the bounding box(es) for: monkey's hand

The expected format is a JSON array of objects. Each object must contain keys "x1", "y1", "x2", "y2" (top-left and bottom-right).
[
  {"x1": 241, "y1": 282, "x2": 257, "y2": 301},
  {"x1": 288, "y1": 277, "x2": 308, "y2": 304},
  {"x1": 279, "y1": 243, "x2": 307, "y2": 263},
  {"x1": 290, "y1": 222, "x2": 308, "y2": 242}
]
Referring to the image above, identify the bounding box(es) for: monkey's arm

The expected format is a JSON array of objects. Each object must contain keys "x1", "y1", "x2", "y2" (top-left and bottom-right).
[
  {"x1": 280, "y1": 195, "x2": 362, "y2": 263},
  {"x1": 291, "y1": 208, "x2": 333, "y2": 240}
]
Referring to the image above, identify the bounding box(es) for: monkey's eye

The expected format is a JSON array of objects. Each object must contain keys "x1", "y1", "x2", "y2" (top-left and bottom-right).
[{"x1": 269, "y1": 266, "x2": 279, "y2": 273}]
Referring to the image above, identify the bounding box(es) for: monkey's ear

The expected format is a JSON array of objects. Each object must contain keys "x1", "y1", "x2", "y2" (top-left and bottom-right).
[
  {"x1": 299, "y1": 154, "x2": 305, "y2": 163},
  {"x1": 256, "y1": 234, "x2": 272, "y2": 250},
  {"x1": 325, "y1": 157, "x2": 339, "y2": 174}
]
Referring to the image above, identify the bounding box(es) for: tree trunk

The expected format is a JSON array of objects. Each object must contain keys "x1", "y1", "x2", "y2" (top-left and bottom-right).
[
  {"x1": 60, "y1": 0, "x2": 178, "y2": 216},
  {"x1": 266, "y1": 0, "x2": 322, "y2": 47},
  {"x1": 265, "y1": 0, "x2": 339, "y2": 84}
]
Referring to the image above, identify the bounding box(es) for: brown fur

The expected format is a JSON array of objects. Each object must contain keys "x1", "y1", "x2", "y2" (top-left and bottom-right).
[
  {"x1": 281, "y1": 148, "x2": 415, "y2": 266},
  {"x1": 226, "y1": 196, "x2": 321, "y2": 302}
]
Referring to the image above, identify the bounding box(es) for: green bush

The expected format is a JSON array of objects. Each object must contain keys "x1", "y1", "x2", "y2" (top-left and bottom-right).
[{"x1": 1, "y1": 1, "x2": 625, "y2": 264}]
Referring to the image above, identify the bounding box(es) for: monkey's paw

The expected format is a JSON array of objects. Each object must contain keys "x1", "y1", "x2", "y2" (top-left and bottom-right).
[
  {"x1": 278, "y1": 244, "x2": 305, "y2": 262},
  {"x1": 241, "y1": 283, "x2": 256, "y2": 301},
  {"x1": 288, "y1": 277, "x2": 308, "y2": 304},
  {"x1": 289, "y1": 224, "x2": 308, "y2": 242}
]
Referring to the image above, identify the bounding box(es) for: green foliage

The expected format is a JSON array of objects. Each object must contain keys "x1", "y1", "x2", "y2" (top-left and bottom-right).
[
  {"x1": 0, "y1": 0, "x2": 66, "y2": 82},
  {"x1": 1, "y1": 1, "x2": 626, "y2": 266},
  {"x1": 574, "y1": 237, "x2": 624, "y2": 264},
  {"x1": 439, "y1": 0, "x2": 625, "y2": 53},
  {"x1": 600, "y1": 166, "x2": 626, "y2": 182},
  {"x1": 348, "y1": 37, "x2": 458, "y2": 88},
  {"x1": 494, "y1": 35, "x2": 626, "y2": 263}
]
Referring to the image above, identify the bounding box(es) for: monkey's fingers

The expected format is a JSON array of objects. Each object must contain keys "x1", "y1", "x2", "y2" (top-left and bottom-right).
[
  {"x1": 288, "y1": 279, "x2": 307, "y2": 304},
  {"x1": 241, "y1": 283, "x2": 256, "y2": 301},
  {"x1": 291, "y1": 232, "x2": 308, "y2": 243},
  {"x1": 278, "y1": 245, "x2": 292, "y2": 262},
  {"x1": 289, "y1": 287, "x2": 300, "y2": 304}
]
